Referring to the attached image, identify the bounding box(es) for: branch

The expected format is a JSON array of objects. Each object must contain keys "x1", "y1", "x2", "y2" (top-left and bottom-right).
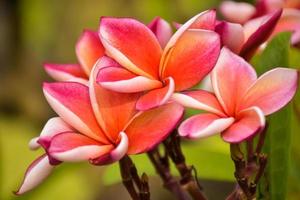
[
  {"x1": 164, "y1": 131, "x2": 207, "y2": 200},
  {"x1": 147, "y1": 148, "x2": 190, "y2": 200}
]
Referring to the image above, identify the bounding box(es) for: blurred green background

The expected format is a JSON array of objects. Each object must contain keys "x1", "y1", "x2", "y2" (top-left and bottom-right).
[{"x1": 0, "y1": 0, "x2": 299, "y2": 200}]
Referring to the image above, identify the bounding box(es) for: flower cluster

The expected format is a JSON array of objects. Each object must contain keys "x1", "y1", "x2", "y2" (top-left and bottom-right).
[{"x1": 16, "y1": 7, "x2": 298, "y2": 197}]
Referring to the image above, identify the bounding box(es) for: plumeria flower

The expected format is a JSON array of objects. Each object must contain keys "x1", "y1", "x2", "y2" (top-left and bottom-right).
[
  {"x1": 96, "y1": 10, "x2": 221, "y2": 111},
  {"x1": 220, "y1": 0, "x2": 300, "y2": 47},
  {"x1": 174, "y1": 47, "x2": 298, "y2": 142},
  {"x1": 216, "y1": 9, "x2": 282, "y2": 59},
  {"x1": 16, "y1": 57, "x2": 184, "y2": 195}
]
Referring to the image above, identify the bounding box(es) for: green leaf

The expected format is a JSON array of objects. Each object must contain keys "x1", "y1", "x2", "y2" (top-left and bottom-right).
[
  {"x1": 255, "y1": 32, "x2": 292, "y2": 200},
  {"x1": 102, "y1": 135, "x2": 234, "y2": 185}
]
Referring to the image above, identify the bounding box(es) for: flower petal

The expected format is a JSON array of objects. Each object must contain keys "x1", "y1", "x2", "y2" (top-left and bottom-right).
[
  {"x1": 15, "y1": 155, "x2": 54, "y2": 195},
  {"x1": 240, "y1": 9, "x2": 283, "y2": 60},
  {"x1": 162, "y1": 29, "x2": 220, "y2": 91},
  {"x1": 48, "y1": 132, "x2": 113, "y2": 162},
  {"x1": 97, "y1": 66, "x2": 162, "y2": 93},
  {"x1": 43, "y1": 82, "x2": 109, "y2": 143},
  {"x1": 44, "y1": 63, "x2": 87, "y2": 81},
  {"x1": 222, "y1": 107, "x2": 265, "y2": 143},
  {"x1": 215, "y1": 21, "x2": 245, "y2": 54},
  {"x1": 136, "y1": 77, "x2": 174, "y2": 111},
  {"x1": 211, "y1": 48, "x2": 257, "y2": 116},
  {"x1": 172, "y1": 90, "x2": 225, "y2": 116},
  {"x1": 126, "y1": 102, "x2": 184, "y2": 154},
  {"x1": 240, "y1": 68, "x2": 299, "y2": 115},
  {"x1": 220, "y1": 1, "x2": 256, "y2": 24},
  {"x1": 148, "y1": 17, "x2": 173, "y2": 48},
  {"x1": 90, "y1": 57, "x2": 141, "y2": 142},
  {"x1": 99, "y1": 17, "x2": 162, "y2": 79},
  {"x1": 29, "y1": 117, "x2": 74, "y2": 150},
  {"x1": 179, "y1": 114, "x2": 234, "y2": 139},
  {"x1": 90, "y1": 131, "x2": 128, "y2": 165},
  {"x1": 76, "y1": 30, "x2": 105, "y2": 75}
]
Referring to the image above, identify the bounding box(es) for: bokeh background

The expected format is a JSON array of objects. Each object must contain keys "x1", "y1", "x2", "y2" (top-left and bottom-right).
[{"x1": 0, "y1": 0, "x2": 299, "y2": 200}]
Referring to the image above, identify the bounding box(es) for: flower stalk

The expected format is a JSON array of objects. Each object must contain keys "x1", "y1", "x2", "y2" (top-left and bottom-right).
[
  {"x1": 164, "y1": 131, "x2": 207, "y2": 200},
  {"x1": 227, "y1": 124, "x2": 269, "y2": 200},
  {"x1": 119, "y1": 156, "x2": 150, "y2": 200}
]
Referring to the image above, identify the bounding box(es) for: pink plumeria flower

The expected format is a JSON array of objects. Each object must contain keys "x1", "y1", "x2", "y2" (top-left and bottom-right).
[
  {"x1": 96, "y1": 10, "x2": 221, "y2": 111},
  {"x1": 44, "y1": 17, "x2": 172, "y2": 83},
  {"x1": 174, "y1": 47, "x2": 298, "y2": 142},
  {"x1": 220, "y1": 0, "x2": 300, "y2": 47},
  {"x1": 16, "y1": 58, "x2": 184, "y2": 195}
]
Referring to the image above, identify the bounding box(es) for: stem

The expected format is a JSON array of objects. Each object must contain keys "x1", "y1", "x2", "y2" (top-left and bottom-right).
[
  {"x1": 164, "y1": 131, "x2": 207, "y2": 200},
  {"x1": 147, "y1": 148, "x2": 190, "y2": 200},
  {"x1": 119, "y1": 156, "x2": 150, "y2": 200},
  {"x1": 228, "y1": 124, "x2": 269, "y2": 200}
]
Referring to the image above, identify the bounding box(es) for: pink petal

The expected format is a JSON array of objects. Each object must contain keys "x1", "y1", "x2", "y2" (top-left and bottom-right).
[
  {"x1": 162, "y1": 10, "x2": 216, "y2": 59},
  {"x1": 211, "y1": 48, "x2": 257, "y2": 116},
  {"x1": 126, "y1": 102, "x2": 184, "y2": 154},
  {"x1": 29, "y1": 117, "x2": 74, "y2": 150},
  {"x1": 97, "y1": 66, "x2": 162, "y2": 93},
  {"x1": 48, "y1": 132, "x2": 113, "y2": 162},
  {"x1": 220, "y1": 1, "x2": 256, "y2": 24},
  {"x1": 240, "y1": 10, "x2": 283, "y2": 60},
  {"x1": 215, "y1": 21, "x2": 245, "y2": 54},
  {"x1": 136, "y1": 77, "x2": 175, "y2": 111},
  {"x1": 90, "y1": 131, "x2": 128, "y2": 165},
  {"x1": 90, "y1": 58, "x2": 141, "y2": 142},
  {"x1": 15, "y1": 155, "x2": 54, "y2": 195},
  {"x1": 99, "y1": 17, "x2": 162, "y2": 79},
  {"x1": 240, "y1": 68, "x2": 299, "y2": 115},
  {"x1": 43, "y1": 82, "x2": 109, "y2": 144},
  {"x1": 161, "y1": 29, "x2": 220, "y2": 91},
  {"x1": 171, "y1": 90, "x2": 226, "y2": 117},
  {"x1": 178, "y1": 113, "x2": 234, "y2": 139},
  {"x1": 222, "y1": 107, "x2": 265, "y2": 143},
  {"x1": 76, "y1": 30, "x2": 105, "y2": 75},
  {"x1": 44, "y1": 63, "x2": 87, "y2": 81},
  {"x1": 148, "y1": 17, "x2": 173, "y2": 48}
]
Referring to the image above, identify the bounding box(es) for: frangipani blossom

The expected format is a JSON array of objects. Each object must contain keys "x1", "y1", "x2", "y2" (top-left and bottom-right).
[
  {"x1": 174, "y1": 47, "x2": 298, "y2": 143},
  {"x1": 96, "y1": 10, "x2": 221, "y2": 111},
  {"x1": 16, "y1": 58, "x2": 184, "y2": 195},
  {"x1": 220, "y1": 0, "x2": 300, "y2": 47},
  {"x1": 44, "y1": 17, "x2": 172, "y2": 83}
]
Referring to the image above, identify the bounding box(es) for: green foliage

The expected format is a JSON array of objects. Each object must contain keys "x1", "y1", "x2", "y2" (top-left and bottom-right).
[{"x1": 255, "y1": 32, "x2": 292, "y2": 200}]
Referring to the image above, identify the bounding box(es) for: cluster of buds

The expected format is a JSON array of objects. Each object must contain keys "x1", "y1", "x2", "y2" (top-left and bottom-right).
[{"x1": 16, "y1": 2, "x2": 299, "y2": 199}]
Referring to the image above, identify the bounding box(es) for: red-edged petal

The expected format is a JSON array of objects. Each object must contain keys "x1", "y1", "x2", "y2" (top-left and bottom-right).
[
  {"x1": 97, "y1": 66, "x2": 162, "y2": 93},
  {"x1": 43, "y1": 82, "x2": 108, "y2": 143},
  {"x1": 44, "y1": 63, "x2": 87, "y2": 81},
  {"x1": 172, "y1": 90, "x2": 226, "y2": 117},
  {"x1": 240, "y1": 9, "x2": 283, "y2": 60},
  {"x1": 136, "y1": 77, "x2": 174, "y2": 111},
  {"x1": 126, "y1": 102, "x2": 184, "y2": 154},
  {"x1": 211, "y1": 48, "x2": 257, "y2": 116},
  {"x1": 179, "y1": 113, "x2": 234, "y2": 139},
  {"x1": 90, "y1": 131, "x2": 128, "y2": 165},
  {"x1": 99, "y1": 17, "x2": 162, "y2": 79},
  {"x1": 215, "y1": 21, "x2": 245, "y2": 54},
  {"x1": 90, "y1": 57, "x2": 141, "y2": 142},
  {"x1": 222, "y1": 107, "x2": 265, "y2": 143},
  {"x1": 162, "y1": 29, "x2": 220, "y2": 91},
  {"x1": 76, "y1": 30, "x2": 105, "y2": 75},
  {"x1": 239, "y1": 68, "x2": 299, "y2": 115},
  {"x1": 148, "y1": 17, "x2": 173, "y2": 48},
  {"x1": 48, "y1": 132, "x2": 113, "y2": 162},
  {"x1": 29, "y1": 117, "x2": 74, "y2": 150},
  {"x1": 162, "y1": 10, "x2": 216, "y2": 61},
  {"x1": 220, "y1": 1, "x2": 256, "y2": 24},
  {"x1": 15, "y1": 155, "x2": 54, "y2": 195}
]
